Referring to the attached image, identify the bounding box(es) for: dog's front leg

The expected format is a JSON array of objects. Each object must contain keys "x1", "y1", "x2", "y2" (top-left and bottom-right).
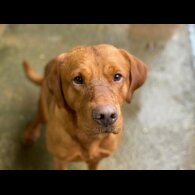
[
  {"x1": 54, "y1": 158, "x2": 68, "y2": 170},
  {"x1": 87, "y1": 149, "x2": 111, "y2": 170},
  {"x1": 87, "y1": 161, "x2": 100, "y2": 170}
]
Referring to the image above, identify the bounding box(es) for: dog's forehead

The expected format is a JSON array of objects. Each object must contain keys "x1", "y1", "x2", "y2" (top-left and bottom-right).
[{"x1": 65, "y1": 45, "x2": 126, "y2": 67}]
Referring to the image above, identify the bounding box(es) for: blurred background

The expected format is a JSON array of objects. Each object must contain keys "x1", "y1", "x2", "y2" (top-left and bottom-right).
[{"x1": 0, "y1": 24, "x2": 195, "y2": 170}]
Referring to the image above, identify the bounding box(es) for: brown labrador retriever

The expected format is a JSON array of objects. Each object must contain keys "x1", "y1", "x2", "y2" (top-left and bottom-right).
[{"x1": 22, "y1": 44, "x2": 147, "y2": 170}]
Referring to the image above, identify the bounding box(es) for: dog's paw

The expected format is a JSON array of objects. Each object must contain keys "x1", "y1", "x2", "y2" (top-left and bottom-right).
[{"x1": 22, "y1": 129, "x2": 40, "y2": 146}]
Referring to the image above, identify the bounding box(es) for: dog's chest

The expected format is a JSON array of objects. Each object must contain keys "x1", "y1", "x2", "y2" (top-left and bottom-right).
[
  {"x1": 73, "y1": 134, "x2": 112, "y2": 162},
  {"x1": 75, "y1": 146, "x2": 110, "y2": 162}
]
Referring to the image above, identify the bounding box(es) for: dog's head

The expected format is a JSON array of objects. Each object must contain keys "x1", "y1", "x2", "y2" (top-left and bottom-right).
[{"x1": 47, "y1": 44, "x2": 147, "y2": 135}]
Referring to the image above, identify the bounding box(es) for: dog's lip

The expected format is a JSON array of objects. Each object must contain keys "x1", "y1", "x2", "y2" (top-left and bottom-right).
[
  {"x1": 96, "y1": 126, "x2": 119, "y2": 134},
  {"x1": 90, "y1": 131, "x2": 119, "y2": 136},
  {"x1": 84, "y1": 125, "x2": 120, "y2": 136},
  {"x1": 111, "y1": 131, "x2": 119, "y2": 134},
  {"x1": 102, "y1": 131, "x2": 118, "y2": 135}
]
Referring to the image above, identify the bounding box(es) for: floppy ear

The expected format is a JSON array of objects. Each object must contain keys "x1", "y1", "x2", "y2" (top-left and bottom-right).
[
  {"x1": 119, "y1": 49, "x2": 147, "y2": 103},
  {"x1": 46, "y1": 54, "x2": 67, "y2": 108}
]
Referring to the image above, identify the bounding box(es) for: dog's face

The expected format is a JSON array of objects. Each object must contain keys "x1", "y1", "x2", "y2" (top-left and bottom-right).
[{"x1": 48, "y1": 44, "x2": 147, "y2": 135}]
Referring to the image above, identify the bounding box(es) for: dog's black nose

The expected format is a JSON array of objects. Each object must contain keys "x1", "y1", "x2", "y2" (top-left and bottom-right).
[{"x1": 92, "y1": 105, "x2": 118, "y2": 127}]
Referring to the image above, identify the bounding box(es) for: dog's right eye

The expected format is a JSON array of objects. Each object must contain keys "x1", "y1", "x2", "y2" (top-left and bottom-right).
[{"x1": 73, "y1": 76, "x2": 84, "y2": 84}]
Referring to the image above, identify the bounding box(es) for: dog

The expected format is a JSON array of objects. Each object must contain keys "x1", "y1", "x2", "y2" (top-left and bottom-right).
[{"x1": 22, "y1": 44, "x2": 147, "y2": 170}]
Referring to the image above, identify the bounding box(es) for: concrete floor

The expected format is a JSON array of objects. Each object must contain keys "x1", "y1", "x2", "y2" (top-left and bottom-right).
[{"x1": 0, "y1": 24, "x2": 195, "y2": 170}]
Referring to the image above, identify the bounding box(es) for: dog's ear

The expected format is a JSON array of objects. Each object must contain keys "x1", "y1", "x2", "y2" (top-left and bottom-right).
[
  {"x1": 119, "y1": 49, "x2": 147, "y2": 103},
  {"x1": 47, "y1": 54, "x2": 67, "y2": 108}
]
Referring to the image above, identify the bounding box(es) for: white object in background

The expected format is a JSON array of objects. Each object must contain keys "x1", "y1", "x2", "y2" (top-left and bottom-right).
[{"x1": 188, "y1": 24, "x2": 195, "y2": 69}]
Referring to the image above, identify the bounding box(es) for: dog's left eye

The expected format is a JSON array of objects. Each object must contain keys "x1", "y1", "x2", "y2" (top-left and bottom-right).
[
  {"x1": 113, "y1": 73, "x2": 123, "y2": 82},
  {"x1": 73, "y1": 76, "x2": 84, "y2": 84}
]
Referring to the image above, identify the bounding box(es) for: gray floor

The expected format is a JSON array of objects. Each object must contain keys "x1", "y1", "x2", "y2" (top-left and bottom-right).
[{"x1": 0, "y1": 24, "x2": 195, "y2": 170}]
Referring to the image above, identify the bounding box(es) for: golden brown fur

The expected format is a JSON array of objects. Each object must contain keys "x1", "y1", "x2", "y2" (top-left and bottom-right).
[{"x1": 23, "y1": 44, "x2": 147, "y2": 170}]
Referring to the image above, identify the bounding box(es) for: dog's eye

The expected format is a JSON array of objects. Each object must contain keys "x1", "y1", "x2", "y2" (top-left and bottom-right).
[
  {"x1": 73, "y1": 76, "x2": 84, "y2": 84},
  {"x1": 113, "y1": 73, "x2": 122, "y2": 82}
]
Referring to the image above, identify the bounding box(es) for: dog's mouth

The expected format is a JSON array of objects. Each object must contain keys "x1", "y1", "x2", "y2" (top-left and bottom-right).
[
  {"x1": 77, "y1": 111, "x2": 121, "y2": 136},
  {"x1": 90, "y1": 126, "x2": 119, "y2": 136}
]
